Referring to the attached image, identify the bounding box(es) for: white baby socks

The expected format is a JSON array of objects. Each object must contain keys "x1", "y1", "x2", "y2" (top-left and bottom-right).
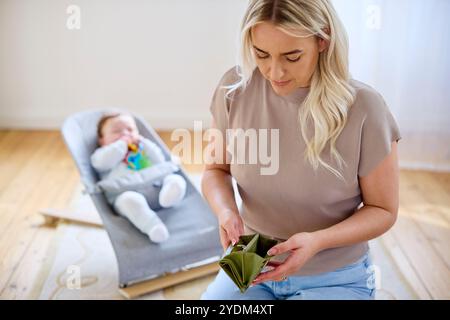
[
  {"x1": 114, "y1": 191, "x2": 169, "y2": 243},
  {"x1": 158, "y1": 174, "x2": 187, "y2": 208},
  {"x1": 112, "y1": 175, "x2": 187, "y2": 243}
]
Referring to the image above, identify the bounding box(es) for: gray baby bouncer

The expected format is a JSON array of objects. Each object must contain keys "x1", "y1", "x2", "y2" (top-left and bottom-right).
[{"x1": 61, "y1": 109, "x2": 223, "y2": 298}]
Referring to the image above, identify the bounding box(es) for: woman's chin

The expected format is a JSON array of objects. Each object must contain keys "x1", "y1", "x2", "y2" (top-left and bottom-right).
[{"x1": 271, "y1": 84, "x2": 294, "y2": 96}]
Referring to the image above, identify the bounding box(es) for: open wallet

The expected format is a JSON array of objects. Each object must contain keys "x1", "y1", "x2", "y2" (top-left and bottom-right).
[{"x1": 219, "y1": 233, "x2": 280, "y2": 293}]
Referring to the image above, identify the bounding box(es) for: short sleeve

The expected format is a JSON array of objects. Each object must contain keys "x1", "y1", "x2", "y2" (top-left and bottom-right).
[
  {"x1": 358, "y1": 92, "x2": 402, "y2": 177},
  {"x1": 209, "y1": 66, "x2": 240, "y2": 135}
]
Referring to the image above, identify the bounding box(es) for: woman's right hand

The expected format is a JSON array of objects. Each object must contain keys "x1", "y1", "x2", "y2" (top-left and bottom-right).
[{"x1": 218, "y1": 209, "x2": 244, "y2": 251}]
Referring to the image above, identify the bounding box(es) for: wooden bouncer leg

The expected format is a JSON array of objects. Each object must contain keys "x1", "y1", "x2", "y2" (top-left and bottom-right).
[
  {"x1": 38, "y1": 208, "x2": 103, "y2": 227},
  {"x1": 118, "y1": 262, "x2": 221, "y2": 299}
]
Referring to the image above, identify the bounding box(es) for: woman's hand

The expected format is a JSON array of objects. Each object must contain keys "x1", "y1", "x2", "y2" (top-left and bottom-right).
[
  {"x1": 252, "y1": 232, "x2": 322, "y2": 285},
  {"x1": 218, "y1": 209, "x2": 244, "y2": 251}
]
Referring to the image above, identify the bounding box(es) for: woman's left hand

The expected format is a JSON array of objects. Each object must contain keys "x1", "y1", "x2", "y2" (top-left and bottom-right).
[{"x1": 252, "y1": 232, "x2": 322, "y2": 285}]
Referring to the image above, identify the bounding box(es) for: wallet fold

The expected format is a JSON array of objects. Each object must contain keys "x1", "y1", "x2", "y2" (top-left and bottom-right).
[{"x1": 219, "y1": 233, "x2": 279, "y2": 293}]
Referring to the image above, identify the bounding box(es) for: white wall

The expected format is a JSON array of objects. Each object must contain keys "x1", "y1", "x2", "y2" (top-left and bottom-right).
[
  {"x1": 333, "y1": 0, "x2": 450, "y2": 171},
  {"x1": 0, "y1": 0, "x2": 248, "y2": 129},
  {"x1": 1, "y1": 0, "x2": 449, "y2": 170}
]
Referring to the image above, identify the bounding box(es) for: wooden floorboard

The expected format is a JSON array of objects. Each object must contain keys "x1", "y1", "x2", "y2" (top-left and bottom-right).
[
  {"x1": 0, "y1": 132, "x2": 70, "y2": 296},
  {"x1": 0, "y1": 130, "x2": 449, "y2": 299}
]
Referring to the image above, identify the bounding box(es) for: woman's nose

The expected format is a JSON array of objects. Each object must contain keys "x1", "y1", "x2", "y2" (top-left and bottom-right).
[{"x1": 269, "y1": 60, "x2": 285, "y2": 80}]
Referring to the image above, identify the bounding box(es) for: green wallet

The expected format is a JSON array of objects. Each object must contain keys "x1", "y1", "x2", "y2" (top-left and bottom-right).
[{"x1": 219, "y1": 233, "x2": 280, "y2": 293}]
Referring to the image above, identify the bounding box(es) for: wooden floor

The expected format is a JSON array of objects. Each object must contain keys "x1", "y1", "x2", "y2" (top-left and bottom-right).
[{"x1": 0, "y1": 130, "x2": 449, "y2": 299}]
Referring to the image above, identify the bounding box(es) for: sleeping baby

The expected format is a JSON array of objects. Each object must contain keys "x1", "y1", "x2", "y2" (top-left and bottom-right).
[{"x1": 90, "y1": 111, "x2": 187, "y2": 243}]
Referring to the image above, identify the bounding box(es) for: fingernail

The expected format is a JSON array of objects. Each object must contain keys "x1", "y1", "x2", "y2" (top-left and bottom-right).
[{"x1": 267, "y1": 249, "x2": 275, "y2": 256}]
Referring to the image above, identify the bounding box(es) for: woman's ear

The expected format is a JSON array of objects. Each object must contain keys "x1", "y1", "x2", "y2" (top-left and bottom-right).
[
  {"x1": 318, "y1": 37, "x2": 329, "y2": 53},
  {"x1": 317, "y1": 27, "x2": 330, "y2": 53}
]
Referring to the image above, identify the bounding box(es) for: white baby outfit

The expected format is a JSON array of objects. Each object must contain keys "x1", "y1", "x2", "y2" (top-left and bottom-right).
[{"x1": 90, "y1": 138, "x2": 187, "y2": 243}]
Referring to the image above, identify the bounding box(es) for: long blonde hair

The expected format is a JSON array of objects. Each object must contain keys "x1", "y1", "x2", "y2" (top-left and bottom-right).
[{"x1": 228, "y1": 0, "x2": 355, "y2": 181}]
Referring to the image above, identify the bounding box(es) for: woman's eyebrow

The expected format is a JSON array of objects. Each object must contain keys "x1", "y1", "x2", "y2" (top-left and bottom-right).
[
  {"x1": 253, "y1": 45, "x2": 303, "y2": 56},
  {"x1": 282, "y1": 49, "x2": 303, "y2": 55}
]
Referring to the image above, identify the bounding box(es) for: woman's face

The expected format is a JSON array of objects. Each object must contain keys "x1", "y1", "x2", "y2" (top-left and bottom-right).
[{"x1": 250, "y1": 21, "x2": 327, "y2": 96}]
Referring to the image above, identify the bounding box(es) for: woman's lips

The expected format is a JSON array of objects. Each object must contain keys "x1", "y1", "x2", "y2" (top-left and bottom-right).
[{"x1": 272, "y1": 79, "x2": 292, "y2": 87}]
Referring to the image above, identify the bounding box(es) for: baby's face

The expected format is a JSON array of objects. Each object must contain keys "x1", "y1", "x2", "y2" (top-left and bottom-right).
[{"x1": 100, "y1": 114, "x2": 139, "y2": 146}]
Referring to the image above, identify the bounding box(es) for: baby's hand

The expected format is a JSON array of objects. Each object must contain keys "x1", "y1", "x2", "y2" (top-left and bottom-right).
[
  {"x1": 119, "y1": 136, "x2": 133, "y2": 145},
  {"x1": 120, "y1": 135, "x2": 140, "y2": 145},
  {"x1": 137, "y1": 134, "x2": 145, "y2": 143}
]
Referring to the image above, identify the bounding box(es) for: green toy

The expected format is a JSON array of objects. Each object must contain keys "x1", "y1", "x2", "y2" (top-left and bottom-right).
[{"x1": 125, "y1": 142, "x2": 152, "y2": 171}]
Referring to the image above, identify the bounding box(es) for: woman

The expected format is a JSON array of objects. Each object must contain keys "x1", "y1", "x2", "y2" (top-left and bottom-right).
[{"x1": 201, "y1": 0, "x2": 401, "y2": 300}]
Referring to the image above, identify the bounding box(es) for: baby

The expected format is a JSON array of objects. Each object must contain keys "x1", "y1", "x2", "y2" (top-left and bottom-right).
[{"x1": 90, "y1": 112, "x2": 187, "y2": 243}]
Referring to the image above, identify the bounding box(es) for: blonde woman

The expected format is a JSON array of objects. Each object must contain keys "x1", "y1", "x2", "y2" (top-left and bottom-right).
[{"x1": 201, "y1": 0, "x2": 401, "y2": 300}]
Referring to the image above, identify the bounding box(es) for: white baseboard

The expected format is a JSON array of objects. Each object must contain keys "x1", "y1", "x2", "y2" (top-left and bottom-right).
[
  {"x1": 1, "y1": 117, "x2": 449, "y2": 173},
  {"x1": 399, "y1": 161, "x2": 450, "y2": 173}
]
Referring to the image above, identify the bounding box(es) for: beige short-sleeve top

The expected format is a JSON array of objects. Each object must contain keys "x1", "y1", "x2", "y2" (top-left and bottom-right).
[{"x1": 209, "y1": 66, "x2": 402, "y2": 276}]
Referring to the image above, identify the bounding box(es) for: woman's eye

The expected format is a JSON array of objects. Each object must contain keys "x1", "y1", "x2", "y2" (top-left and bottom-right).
[
  {"x1": 255, "y1": 52, "x2": 270, "y2": 59},
  {"x1": 286, "y1": 55, "x2": 301, "y2": 62}
]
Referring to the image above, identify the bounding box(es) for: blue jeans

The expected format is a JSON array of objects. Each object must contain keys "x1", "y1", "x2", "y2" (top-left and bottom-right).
[{"x1": 201, "y1": 252, "x2": 376, "y2": 300}]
